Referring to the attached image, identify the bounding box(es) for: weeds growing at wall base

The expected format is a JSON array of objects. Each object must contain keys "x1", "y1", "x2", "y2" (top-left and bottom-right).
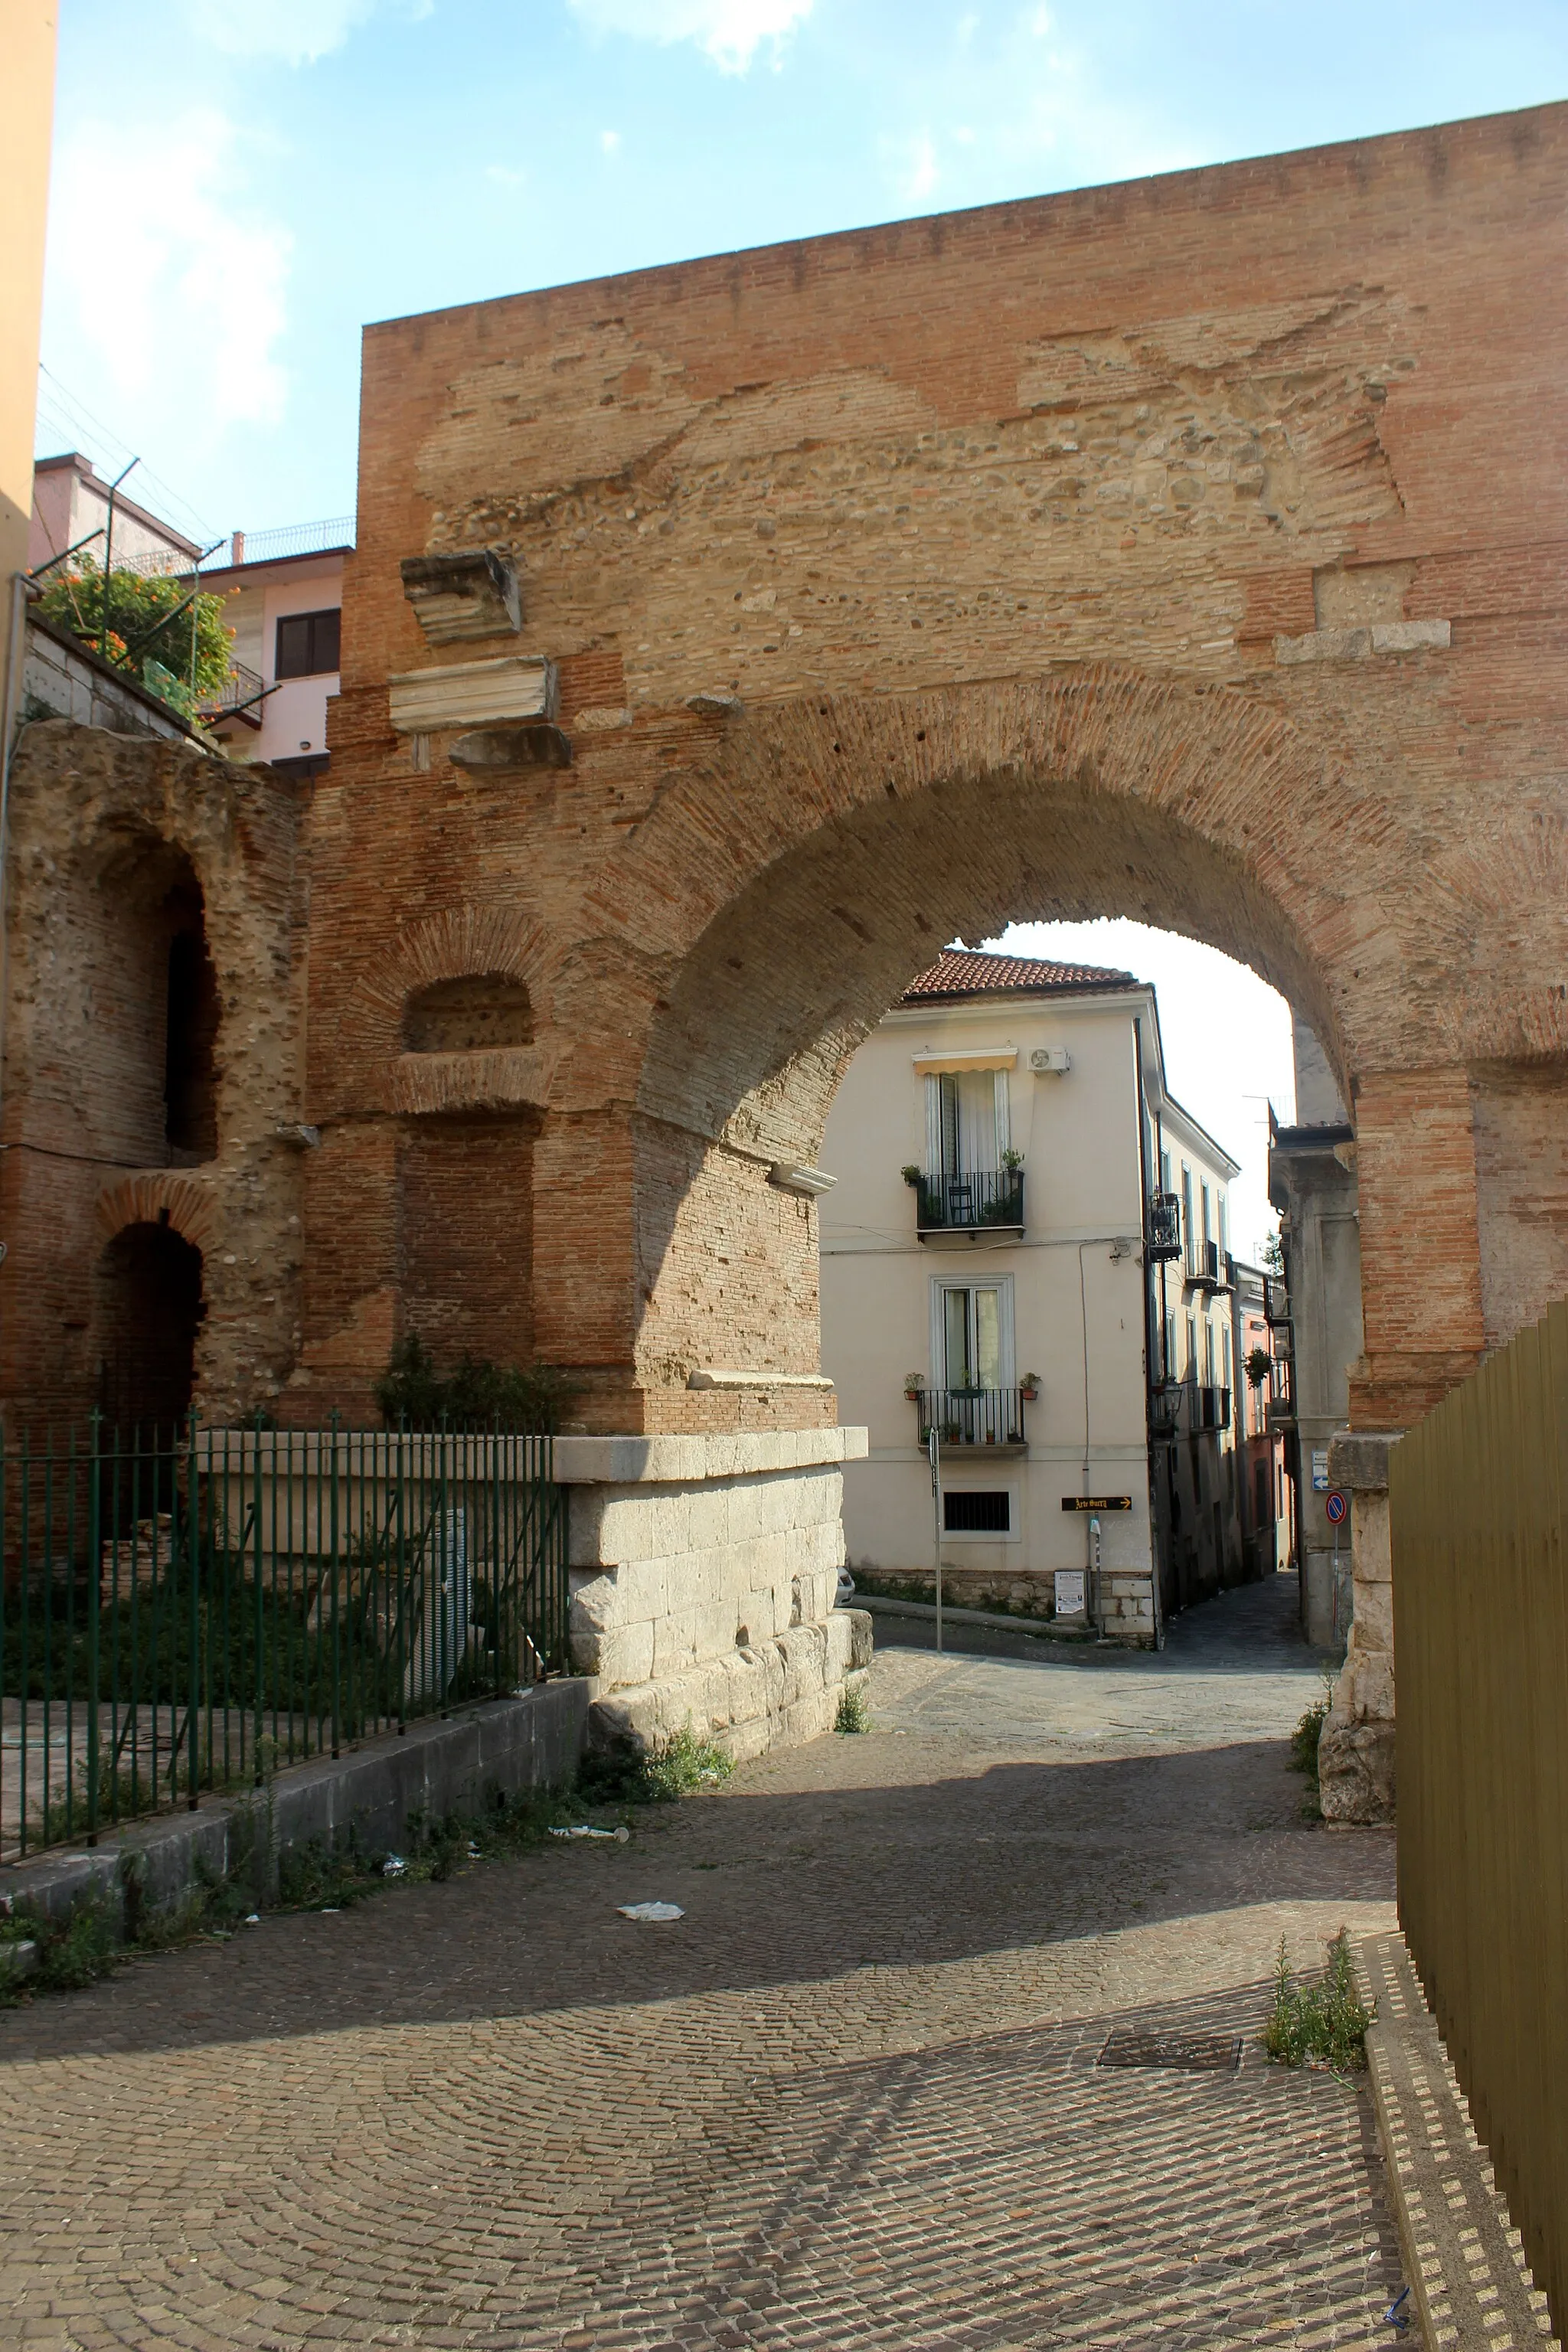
[
  {"x1": 836, "y1": 1684, "x2": 871, "y2": 1734},
  {"x1": 1264, "y1": 1931, "x2": 1373, "y2": 2073},
  {"x1": 0, "y1": 1721, "x2": 732, "y2": 2006},
  {"x1": 1289, "y1": 1674, "x2": 1338, "y2": 1819}
]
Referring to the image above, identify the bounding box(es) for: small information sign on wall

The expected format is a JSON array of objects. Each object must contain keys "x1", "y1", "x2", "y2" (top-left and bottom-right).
[
  {"x1": 1312, "y1": 1448, "x2": 1331, "y2": 1492},
  {"x1": 1054, "y1": 1570, "x2": 1086, "y2": 1617}
]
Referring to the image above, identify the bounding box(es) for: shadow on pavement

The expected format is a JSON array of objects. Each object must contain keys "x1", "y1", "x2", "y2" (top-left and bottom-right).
[{"x1": 0, "y1": 1726, "x2": 1392, "y2": 2063}]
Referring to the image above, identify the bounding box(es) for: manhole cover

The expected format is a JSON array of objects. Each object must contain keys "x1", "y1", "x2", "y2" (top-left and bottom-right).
[{"x1": 1097, "y1": 2030, "x2": 1243, "y2": 2073}]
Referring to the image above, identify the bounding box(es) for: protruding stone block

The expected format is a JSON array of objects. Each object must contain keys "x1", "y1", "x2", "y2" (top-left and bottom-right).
[{"x1": 400, "y1": 548, "x2": 522, "y2": 644}]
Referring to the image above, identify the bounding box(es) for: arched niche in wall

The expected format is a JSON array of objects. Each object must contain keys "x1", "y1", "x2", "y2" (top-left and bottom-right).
[
  {"x1": 402, "y1": 972, "x2": 534, "y2": 1054},
  {"x1": 397, "y1": 968, "x2": 541, "y2": 1370},
  {"x1": 87, "y1": 836, "x2": 222, "y2": 1170},
  {"x1": 94, "y1": 1217, "x2": 206, "y2": 1432}
]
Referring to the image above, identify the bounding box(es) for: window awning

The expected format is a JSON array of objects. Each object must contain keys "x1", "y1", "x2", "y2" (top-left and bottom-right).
[{"x1": 912, "y1": 1047, "x2": 1018, "y2": 1074}]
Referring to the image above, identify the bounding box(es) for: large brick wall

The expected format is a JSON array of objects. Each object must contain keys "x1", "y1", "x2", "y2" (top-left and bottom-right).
[{"x1": 304, "y1": 103, "x2": 1568, "y2": 1437}]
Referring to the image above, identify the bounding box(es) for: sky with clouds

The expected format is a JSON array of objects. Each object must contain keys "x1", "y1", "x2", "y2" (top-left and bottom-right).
[{"x1": 34, "y1": 0, "x2": 1566, "y2": 1246}]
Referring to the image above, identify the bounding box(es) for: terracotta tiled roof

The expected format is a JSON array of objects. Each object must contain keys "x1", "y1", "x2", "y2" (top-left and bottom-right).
[{"x1": 901, "y1": 949, "x2": 1142, "y2": 1001}]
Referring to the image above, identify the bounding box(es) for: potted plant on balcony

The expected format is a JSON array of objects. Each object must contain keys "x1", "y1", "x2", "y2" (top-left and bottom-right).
[
  {"x1": 900, "y1": 1165, "x2": 922, "y2": 1186},
  {"x1": 1245, "y1": 1346, "x2": 1272, "y2": 1388},
  {"x1": 903, "y1": 1371, "x2": 925, "y2": 1401},
  {"x1": 1020, "y1": 1371, "x2": 1040, "y2": 1400},
  {"x1": 1000, "y1": 1148, "x2": 1024, "y2": 1171}
]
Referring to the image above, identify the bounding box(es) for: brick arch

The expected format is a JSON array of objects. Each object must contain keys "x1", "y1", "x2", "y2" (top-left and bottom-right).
[
  {"x1": 346, "y1": 905, "x2": 561, "y2": 1066},
  {"x1": 631, "y1": 665, "x2": 1503, "y2": 1152},
  {"x1": 619, "y1": 663, "x2": 1564, "y2": 1435},
  {"x1": 95, "y1": 1174, "x2": 221, "y2": 1257}
]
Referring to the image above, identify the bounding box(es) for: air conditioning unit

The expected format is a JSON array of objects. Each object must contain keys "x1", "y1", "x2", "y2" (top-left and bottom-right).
[{"x1": 1028, "y1": 1047, "x2": 1071, "y2": 1074}]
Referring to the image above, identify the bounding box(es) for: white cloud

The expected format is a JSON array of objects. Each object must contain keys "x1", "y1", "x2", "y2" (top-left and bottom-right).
[
  {"x1": 185, "y1": 0, "x2": 384, "y2": 64},
  {"x1": 601, "y1": 128, "x2": 622, "y2": 152},
  {"x1": 486, "y1": 162, "x2": 528, "y2": 186},
  {"x1": 44, "y1": 108, "x2": 291, "y2": 439},
  {"x1": 569, "y1": 0, "x2": 812, "y2": 74},
  {"x1": 881, "y1": 129, "x2": 940, "y2": 203}
]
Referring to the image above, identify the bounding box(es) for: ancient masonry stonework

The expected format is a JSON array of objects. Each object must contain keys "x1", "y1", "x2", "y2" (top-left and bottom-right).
[
  {"x1": 11, "y1": 111, "x2": 1568, "y2": 1818},
  {"x1": 558, "y1": 1430, "x2": 873, "y2": 1759}
]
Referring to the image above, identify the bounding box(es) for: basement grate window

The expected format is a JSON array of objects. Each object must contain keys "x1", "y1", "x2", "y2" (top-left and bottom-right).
[
  {"x1": 944, "y1": 1490, "x2": 1010, "y2": 1533},
  {"x1": 1096, "y1": 2030, "x2": 1243, "y2": 2074}
]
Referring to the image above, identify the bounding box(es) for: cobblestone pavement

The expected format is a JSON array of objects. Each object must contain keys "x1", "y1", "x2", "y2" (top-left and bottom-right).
[{"x1": 2, "y1": 1573, "x2": 1406, "y2": 2351}]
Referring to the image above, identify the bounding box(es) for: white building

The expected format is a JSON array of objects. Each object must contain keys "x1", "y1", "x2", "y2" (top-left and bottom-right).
[
  {"x1": 818, "y1": 949, "x2": 1246, "y2": 1643},
  {"x1": 197, "y1": 521, "x2": 350, "y2": 779}
]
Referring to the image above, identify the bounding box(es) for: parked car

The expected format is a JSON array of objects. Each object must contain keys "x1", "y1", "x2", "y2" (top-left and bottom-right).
[{"x1": 836, "y1": 1566, "x2": 856, "y2": 1607}]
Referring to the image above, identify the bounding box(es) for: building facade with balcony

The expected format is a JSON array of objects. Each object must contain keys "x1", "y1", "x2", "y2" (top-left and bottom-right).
[
  {"x1": 195, "y1": 521, "x2": 351, "y2": 778},
  {"x1": 1268, "y1": 1016, "x2": 1363, "y2": 1650},
  {"x1": 1233, "y1": 1257, "x2": 1294, "y2": 1583},
  {"x1": 818, "y1": 949, "x2": 1248, "y2": 1642}
]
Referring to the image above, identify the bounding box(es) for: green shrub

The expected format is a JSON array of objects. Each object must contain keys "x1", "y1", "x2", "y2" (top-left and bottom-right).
[
  {"x1": 374, "y1": 1333, "x2": 573, "y2": 1429},
  {"x1": 35, "y1": 557, "x2": 234, "y2": 711},
  {"x1": 1290, "y1": 1697, "x2": 1328, "y2": 1779},
  {"x1": 1264, "y1": 1931, "x2": 1372, "y2": 2073},
  {"x1": 580, "y1": 1724, "x2": 733, "y2": 1804},
  {"x1": 835, "y1": 1683, "x2": 871, "y2": 1734}
]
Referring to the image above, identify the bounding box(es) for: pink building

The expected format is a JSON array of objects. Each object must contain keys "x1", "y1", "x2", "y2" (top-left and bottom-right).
[{"x1": 199, "y1": 522, "x2": 350, "y2": 779}]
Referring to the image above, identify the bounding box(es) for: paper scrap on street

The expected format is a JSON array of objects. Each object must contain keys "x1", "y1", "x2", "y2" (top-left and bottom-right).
[
  {"x1": 550, "y1": 1825, "x2": 631, "y2": 1841},
  {"x1": 617, "y1": 1901, "x2": 684, "y2": 1922}
]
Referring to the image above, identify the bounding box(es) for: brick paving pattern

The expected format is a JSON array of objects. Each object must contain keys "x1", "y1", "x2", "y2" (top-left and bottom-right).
[{"x1": 1, "y1": 1575, "x2": 1408, "y2": 2350}]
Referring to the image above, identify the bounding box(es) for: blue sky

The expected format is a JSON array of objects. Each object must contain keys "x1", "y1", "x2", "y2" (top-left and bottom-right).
[{"x1": 34, "y1": 0, "x2": 1564, "y2": 1253}]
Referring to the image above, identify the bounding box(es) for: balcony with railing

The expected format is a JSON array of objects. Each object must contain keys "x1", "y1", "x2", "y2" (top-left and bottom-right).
[
  {"x1": 1184, "y1": 1239, "x2": 1232, "y2": 1292},
  {"x1": 1197, "y1": 1382, "x2": 1233, "y2": 1431},
  {"x1": 909, "y1": 1167, "x2": 1025, "y2": 1239},
  {"x1": 1266, "y1": 1357, "x2": 1296, "y2": 1429},
  {"x1": 197, "y1": 660, "x2": 266, "y2": 727},
  {"x1": 1146, "y1": 1191, "x2": 1182, "y2": 1263},
  {"x1": 913, "y1": 1386, "x2": 1030, "y2": 1453}
]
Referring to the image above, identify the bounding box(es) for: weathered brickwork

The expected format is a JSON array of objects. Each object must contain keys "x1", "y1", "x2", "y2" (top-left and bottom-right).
[
  {"x1": 308, "y1": 104, "x2": 1568, "y2": 1462},
  {"x1": 0, "y1": 723, "x2": 305, "y2": 1429}
]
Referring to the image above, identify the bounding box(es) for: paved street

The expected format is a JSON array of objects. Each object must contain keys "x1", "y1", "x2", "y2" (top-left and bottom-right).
[{"x1": 2, "y1": 1574, "x2": 1406, "y2": 2351}]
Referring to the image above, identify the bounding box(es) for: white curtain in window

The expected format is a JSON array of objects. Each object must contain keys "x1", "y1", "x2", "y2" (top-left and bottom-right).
[
  {"x1": 932, "y1": 1277, "x2": 1014, "y2": 1389},
  {"x1": 924, "y1": 1071, "x2": 1001, "y2": 1173},
  {"x1": 924, "y1": 1074, "x2": 943, "y2": 1174}
]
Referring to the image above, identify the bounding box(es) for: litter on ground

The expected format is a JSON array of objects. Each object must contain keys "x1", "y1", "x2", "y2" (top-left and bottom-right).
[
  {"x1": 618, "y1": 1901, "x2": 684, "y2": 1922},
  {"x1": 550, "y1": 1825, "x2": 631, "y2": 1842}
]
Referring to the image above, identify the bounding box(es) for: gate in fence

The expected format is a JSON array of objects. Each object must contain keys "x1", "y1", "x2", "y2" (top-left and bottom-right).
[
  {"x1": 1392, "y1": 1298, "x2": 1568, "y2": 2342},
  {"x1": 0, "y1": 1419, "x2": 570, "y2": 1860}
]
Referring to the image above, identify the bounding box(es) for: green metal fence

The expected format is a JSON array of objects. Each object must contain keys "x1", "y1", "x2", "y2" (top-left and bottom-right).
[
  {"x1": 1, "y1": 1418, "x2": 570, "y2": 1860},
  {"x1": 1392, "y1": 1299, "x2": 1568, "y2": 2341}
]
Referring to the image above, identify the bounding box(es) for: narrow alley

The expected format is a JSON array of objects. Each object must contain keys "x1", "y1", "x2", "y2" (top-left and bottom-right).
[{"x1": 1, "y1": 1577, "x2": 1403, "y2": 2351}]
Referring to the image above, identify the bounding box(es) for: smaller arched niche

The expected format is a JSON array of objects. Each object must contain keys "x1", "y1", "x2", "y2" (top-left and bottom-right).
[
  {"x1": 95, "y1": 1218, "x2": 205, "y2": 1432},
  {"x1": 403, "y1": 974, "x2": 533, "y2": 1054}
]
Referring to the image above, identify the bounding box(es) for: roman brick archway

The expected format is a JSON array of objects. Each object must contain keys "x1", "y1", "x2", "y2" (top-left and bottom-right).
[{"x1": 306, "y1": 101, "x2": 1568, "y2": 1802}]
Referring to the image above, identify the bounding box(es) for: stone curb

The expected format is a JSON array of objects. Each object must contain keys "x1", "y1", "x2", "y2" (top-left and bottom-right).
[
  {"x1": 1359, "y1": 1932, "x2": 1557, "y2": 2350},
  {"x1": 857, "y1": 1592, "x2": 1097, "y2": 1642},
  {"x1": 0, "y1": 1679, "x2": 590, "y2": 1933}
]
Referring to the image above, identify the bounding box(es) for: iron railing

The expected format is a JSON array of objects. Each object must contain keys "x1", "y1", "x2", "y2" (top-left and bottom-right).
[
  {"x1": 915, "y1": 1387, "x2": 1028, "y2": 1446},
  {"x1": 0, "y1": 1417, "x2": 569, "y2": 1860},
  {"x1": 1393, "y1": 1301, "x2": 1568, "y2": 2341},
  {"x1": 913, "y1": 1169, "x2": 1025, "y2": 1233},
  {"x1": 198, "y1": 660, "x2": 266, "y2": 723},
  {"x1": 1194, "y1": 1382, "x2": 1231, "y2": 1431},
  {"x1": 1146, "y1": 1191, "x2": 1182, "y2": 1263},
  {"x1": 1266, "y1": 1360, "x2": 1296, "y2": 1427}
]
